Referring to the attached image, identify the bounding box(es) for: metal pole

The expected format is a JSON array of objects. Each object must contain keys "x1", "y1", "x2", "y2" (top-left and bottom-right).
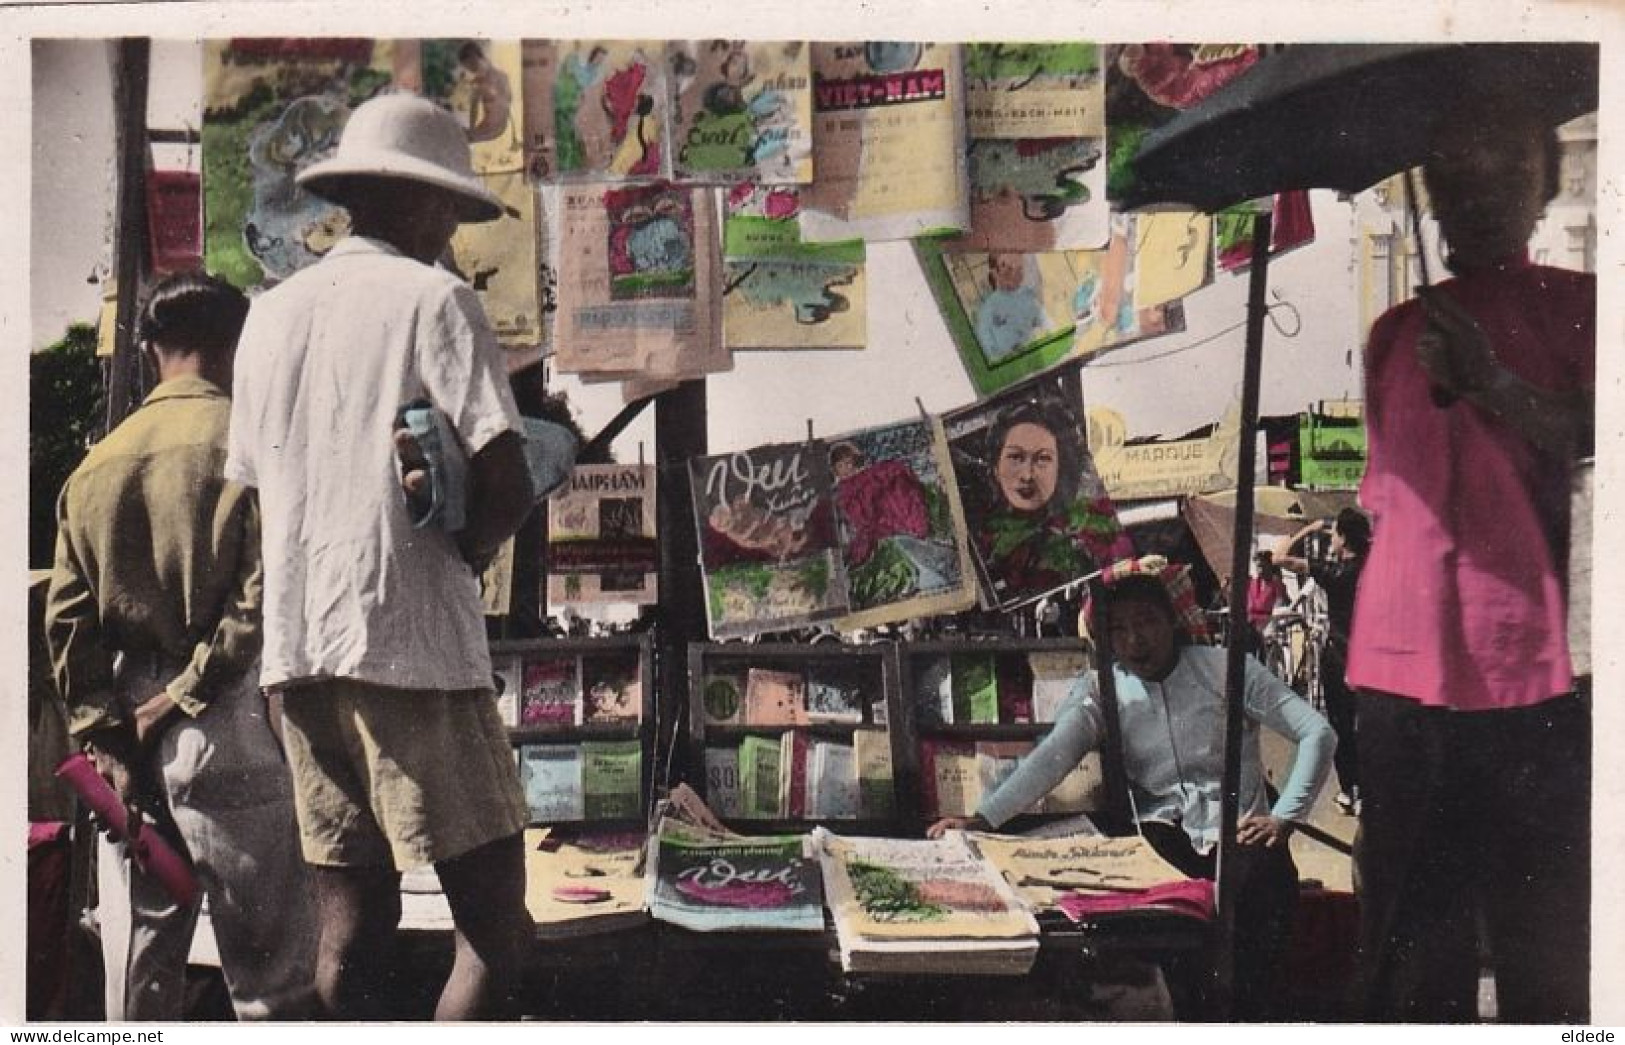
[
  {"x1": 1215, "y1": 208, "x2": 1273, "y2": 1019},
  {"x1": 654, "y1": 379, "x2": 708, "y2": 791}
]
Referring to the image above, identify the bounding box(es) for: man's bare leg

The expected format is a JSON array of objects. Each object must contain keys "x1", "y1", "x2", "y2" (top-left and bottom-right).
[
  {"x1": 434, "y1": 832, "x2": 531, "y2": 1020},
  {"x1": 311, "y1": 865, "x2": 402, "y2": 1020}
]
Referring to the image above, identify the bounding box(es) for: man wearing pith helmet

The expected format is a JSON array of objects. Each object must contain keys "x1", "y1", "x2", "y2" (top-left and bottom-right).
[{"x1": 225, "y1": 91, "x2": 536, "y2": 1020}]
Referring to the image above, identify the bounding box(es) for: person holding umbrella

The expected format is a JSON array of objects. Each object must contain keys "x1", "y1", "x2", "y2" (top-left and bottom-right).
[{"x1": 1346, "y1": 96, "x2": 1593, "y2": 1023}]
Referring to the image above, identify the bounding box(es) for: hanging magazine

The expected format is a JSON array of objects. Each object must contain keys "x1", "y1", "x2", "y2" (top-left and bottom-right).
[
  {"x1": 520, "y1": 39, "x2": 672, "y2": 183},
  {"x1": 689, "y1": 441, "x2": 850, "y2": 638},
  {"x1": 827, "y1": 416, "x2": 978, "y2": 630},
  {"x1": 799, "y1": 41, "x2": 968, "y2": 243},
  {"x1": 552, "y1": 181, "x2": 727, "y2": 385},
  {"x1": 954, "y1": 42, "x2": 1109, "y2": 252},
  {"x1": 943, "y1": 367, "x2": 1134, "y2": 611},
  {"x1": 547, "y1": 464, "x2": 660, "y2": 606},
  {"x1": 201, "y1": 38, "x2": 395, "y2": 291},
  {"x1": 721, "y1": 184, "x2": 867, "y2": 352},
  {"x1": 409, "y1": 38, "x2": 548, "y2": 358},
  {"x1": 647, "y1": 819, "x2": 825, "y2": 932},
  {"x1": 916, "y1": 215, "x2": 1187, "y2": 398},
  {"x1": 666, "y1": 39, "x2": 815, "y2": 185}
]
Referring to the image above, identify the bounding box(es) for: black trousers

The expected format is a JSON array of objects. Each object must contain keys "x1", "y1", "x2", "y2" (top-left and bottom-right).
[
  {"x1": 1354, "y1": 690, "x2": 1590, "y2": 1023},
  {"x1": 1141, "y1": 820, "x2": 1299, "y2": 1022},
  {"x1": 1321, "y1": 645, "x2": 1359, "y2": 794}
]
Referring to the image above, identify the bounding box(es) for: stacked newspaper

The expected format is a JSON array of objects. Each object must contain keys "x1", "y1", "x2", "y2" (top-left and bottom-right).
[{"x1": 812, "y1": 828, "x2": 1040, "y2": 976}]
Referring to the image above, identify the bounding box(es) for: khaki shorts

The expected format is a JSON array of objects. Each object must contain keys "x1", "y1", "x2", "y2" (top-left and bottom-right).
[{"x1": 280, "y1": 679, "x2": 527, "y2": 869}]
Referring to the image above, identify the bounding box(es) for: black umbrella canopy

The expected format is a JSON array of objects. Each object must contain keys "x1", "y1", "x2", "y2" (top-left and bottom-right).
[{"x1": 1123, "y1": 42, "x2": 1599, "y2": 213}]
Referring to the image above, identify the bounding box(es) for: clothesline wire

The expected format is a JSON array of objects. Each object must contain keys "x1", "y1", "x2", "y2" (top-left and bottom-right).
[{"x1": 1085, "y1": 294, "x2": 1302, "y2": 370}]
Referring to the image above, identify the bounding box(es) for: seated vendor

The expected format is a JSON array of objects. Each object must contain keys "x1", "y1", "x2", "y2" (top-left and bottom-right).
[{"x1": 928, "y1": 556, "x2": 1335, "y2": 1021}]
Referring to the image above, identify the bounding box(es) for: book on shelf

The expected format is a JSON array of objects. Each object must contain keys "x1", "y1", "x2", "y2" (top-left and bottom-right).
[
  {"x1": 647, "y1": 817, "x2": 826, "y2": 932},
  {"x1": 804, "y1": 662, "x2": 867, "y2": 724},
  {"x1": 921, "y1": 739, "x2": 980, "y2": 818},
  {"x1": 777, "y1": 729, "x2": 812, "y2": 820},
  {"x1": 704, "y1": 745, "x2": 741, "y2": 818},
  {"x1": 580, "y1": 739, "x2": 642, "y2": 820},
  {"x1": 913, "y1": 655, "x2": 955, "y2": 726},
  {"x1": 492, "y1": 653, "x2": 523, "y2": 728},
  {"x1": 581, "y1": 655, "x2": 642, "y2": 725},
  {"x1": 808, "y1": 740, "x2": 859, "y2": 820},
  {"x1": 1028, "y1": 651, "x2": 1088, "y2": 723},
  {"x1": 995, "y1": 656, "x2": 1034, "y2": 725},
  {"x1": 853, "y1": 728, "x2": 895, "y2": 821},
  {"x1": 701, "y1": 670, "x2": 746, "y2": 726},
  {"x1": 525, "y1": 827, "x2": 650, "y2": 937},
  {"x1": 521, "y1": 656, "x2": 582, "y2": 727},
  {"x1": 950, "y1": 652, "x2": 999, "y2": 725},
  {"x1": 744, "y1": 667, "x2": 809, "y2": 725},
  {"x1": 737, "y1": 734, "x2": 784, "y2": 819},
  {"x1": 519, "y1": 744, "x2": 585, "y2": 823},
  {"x1": 812, "y1": 828, "x2": 1041, "y2": 975}
]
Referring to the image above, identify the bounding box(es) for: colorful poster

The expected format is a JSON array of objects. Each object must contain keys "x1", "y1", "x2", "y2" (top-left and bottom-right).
[
  {"x1": 827, "y1": 417, "x2": 978, "y2": 630},
  {"x1": 1071, "y1": 215, "x2": 1187, "y2": 357},
  {"x1": 1105, "y1": 43, "x2": 1260, "y2": 204},
  {"x1": 547, "y1": 464, "x2": 659, "y2": 606},
  {"x1": 689, "y1": 441, "x2": 850, "y2": 638},
  {"x1": 410, "y1": 39, "x2": 547, "y2": 358},
  {"x1": 721, "y1": 184, "x2": 867, "y2": 351},
  {"x1": 799, "y1": 42, "x2": 968, "y2": 242},
  {"x1": 667, "y1": 40, "x2": 815, "y2": 184},
  {"x1": 943, "y1": 367, "x2": 1134, "y2": 611},
  {"x1": 521, "y1": 39, "x2": 671, "y2": 183},
  {"x1": 954, "y1": 43, "x2": 1107, "y2": 252},
  {"x1": 202, "y1": 38, "x2": 394, "y2": 291},
  {"x1": 552, "y1": 182, "x2": 726, "y2": 382}
]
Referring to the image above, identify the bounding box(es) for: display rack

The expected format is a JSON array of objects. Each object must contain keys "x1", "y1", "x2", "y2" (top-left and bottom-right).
[
  {"x1": 491, "y1": 633, "x2": 657, "y2": 829},
  {"x1": 686, "y1": 641, "x2": 903, "y2": 835},
  {"x1": 891, "y1": 636, "x2": 1131, "y2": 830}
]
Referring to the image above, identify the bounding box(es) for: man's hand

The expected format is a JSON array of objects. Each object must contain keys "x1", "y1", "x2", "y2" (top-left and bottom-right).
[
  {"x1": 131, "y1": 690, "x2": 182, "y2": 746},
  {"x1": 1237, "y1": 814, "x2": 1294, "y2": 849},
  {"x1": 393, "y1": 423, "x2": 433, "y2": 520},
  {"x1": 84, "y1": 727, "x2": 144, "y2": 805},
  {"x1": 1415, "y1": 288, "x2": 1499, "y2": 396}
]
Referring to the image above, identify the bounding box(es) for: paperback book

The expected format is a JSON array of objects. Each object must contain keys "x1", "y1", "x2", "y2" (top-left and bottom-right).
[
  {"x1": 522, "y1": 656, "x2": 583, "y2": 727},
  {"x1": 581, "y1": 740, "x2": 642, "y2": 820},
  {"x1": 520, "y1": 744, "x2": 585, "y2": 823}
]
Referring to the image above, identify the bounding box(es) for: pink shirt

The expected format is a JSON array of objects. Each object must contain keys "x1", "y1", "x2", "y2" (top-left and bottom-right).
[{"x1": 1348, "y1": 256, "x2": 1593, "y2": 710}]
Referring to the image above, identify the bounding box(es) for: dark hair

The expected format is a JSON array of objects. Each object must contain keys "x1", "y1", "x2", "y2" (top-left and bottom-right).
[
  {"x1": 1335, "y1": 507, "x2": 1372, "y2": 556},
  {"x1": 1098, "y1": 574, "x2": 1186, "y2": 643},
  {"x1": 984, "y1": 398, "x2": 1080, "y2": 511},
  {"x1": 138, "y1": 272, "x2": 249, "y2": 357},
  {"x1": 1425, "y1": 99, "x2": 1564, "y2": 206}
]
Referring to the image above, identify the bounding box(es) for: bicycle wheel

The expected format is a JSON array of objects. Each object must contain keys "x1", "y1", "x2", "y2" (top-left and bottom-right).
[
  {"x1": 1303, "y1": 633, "x2": 1326, "y2": 712},
  {"x1": 1264, "y1": 636, "x2": 1291, "y2": 684}
]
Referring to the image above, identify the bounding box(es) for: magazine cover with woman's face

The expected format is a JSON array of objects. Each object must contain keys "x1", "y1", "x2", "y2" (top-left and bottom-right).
[{"x1": 943, "y1": 364, "x2": 1134, "y2": 610}]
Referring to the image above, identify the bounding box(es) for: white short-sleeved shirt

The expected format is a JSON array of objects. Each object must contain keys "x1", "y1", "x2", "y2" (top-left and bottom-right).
[{"x1": 226, "y1": 236, "x2": 522, "y2": 691}]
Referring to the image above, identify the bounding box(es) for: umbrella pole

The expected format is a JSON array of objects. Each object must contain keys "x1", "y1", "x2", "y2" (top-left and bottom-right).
[{"x1": 1215, "y1": 208, "x2": 1273, "y2": 1020}]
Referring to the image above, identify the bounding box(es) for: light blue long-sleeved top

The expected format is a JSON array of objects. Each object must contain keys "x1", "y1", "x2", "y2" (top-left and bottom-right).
[{"x1": 977, "y1": 645, "x2": 1335, "y2": 853}]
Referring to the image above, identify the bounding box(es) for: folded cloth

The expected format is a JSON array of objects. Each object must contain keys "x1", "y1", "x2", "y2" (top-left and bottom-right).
[
  {"x1": 1055, "y1": 877, "x2": 1216, "y2": 923},
  {"x1": 399, "y1": 402, "x2": 579, "y2": 532}
]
